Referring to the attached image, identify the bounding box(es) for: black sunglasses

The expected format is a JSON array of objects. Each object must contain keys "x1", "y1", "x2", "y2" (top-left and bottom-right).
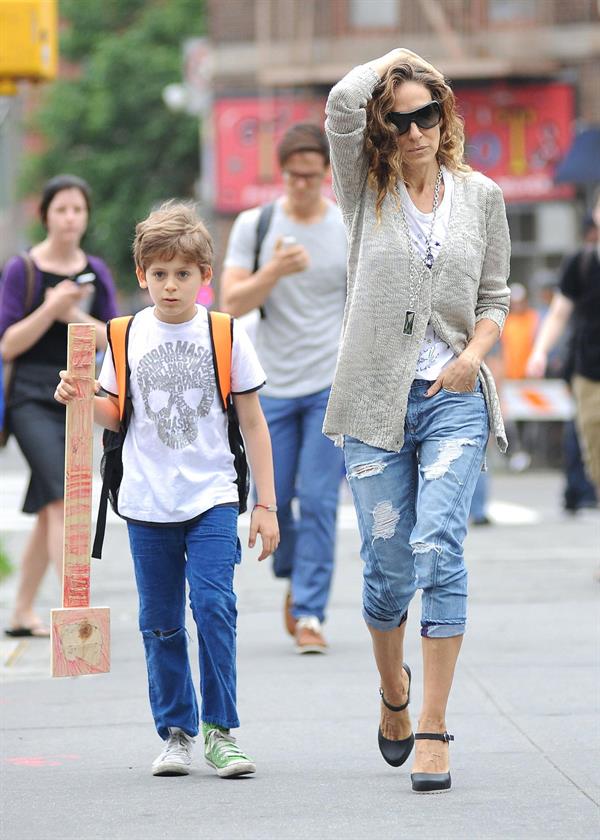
[{"x1": 386, "y1": 101, "x2": 442, "y2": 135}]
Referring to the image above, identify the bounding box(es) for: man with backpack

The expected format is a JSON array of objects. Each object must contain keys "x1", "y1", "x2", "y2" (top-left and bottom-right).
[{"x1": 220, "y1": 123, "x2": 347, "y2": 653}]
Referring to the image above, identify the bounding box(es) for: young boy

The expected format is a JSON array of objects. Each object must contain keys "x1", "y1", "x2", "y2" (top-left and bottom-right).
[{"x1": 55, "y1": 202, "x2": 279, "y2": 778}]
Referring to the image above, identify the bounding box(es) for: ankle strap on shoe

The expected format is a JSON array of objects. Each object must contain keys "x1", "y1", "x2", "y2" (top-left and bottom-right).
[
  {"x1": 379, "y1": 688, "x2": 409, "y2": 712},
  {"x1": 415, "y1": 732, "x2": 454, "y2": 742}
]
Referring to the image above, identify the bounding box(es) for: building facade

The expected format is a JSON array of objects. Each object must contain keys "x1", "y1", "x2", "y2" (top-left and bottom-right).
[{"x1": 205, "y1": 0, "x2": 600, "y2": 287}]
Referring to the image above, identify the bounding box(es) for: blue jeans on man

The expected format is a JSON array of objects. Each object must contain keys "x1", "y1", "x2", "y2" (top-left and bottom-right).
[{"x1": 260, "y1": 386, "x2": 343, "y2": 623}]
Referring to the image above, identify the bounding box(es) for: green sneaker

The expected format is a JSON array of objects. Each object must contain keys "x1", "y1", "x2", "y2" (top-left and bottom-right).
[{"x1": 203, "y1": 725, "x2": 256, "y2": 778}]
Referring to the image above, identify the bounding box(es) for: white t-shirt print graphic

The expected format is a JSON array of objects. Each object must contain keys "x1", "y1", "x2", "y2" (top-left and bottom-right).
[
  {"x1": 137, "y1": 339, "x2": 215, "y2": 450},
  {"x1": 98, "y1": 305, "x2": 266, "y2": 525}
]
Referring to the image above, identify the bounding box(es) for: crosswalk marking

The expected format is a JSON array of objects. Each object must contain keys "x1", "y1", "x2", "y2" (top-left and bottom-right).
[{"x1": 1, "y1": 473, "x2": 542, "y2": 532}]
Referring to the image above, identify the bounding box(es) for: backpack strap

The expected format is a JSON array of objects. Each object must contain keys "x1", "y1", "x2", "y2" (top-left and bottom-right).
[
  {"x1": 208, "y1": 310, "x2": 233, "y2": 412},
  {"x1": 106, "y1": 316, "x2": 134, "y2": 421},
  {"x1": 253, "y1": 202, "x2": 275, "y2": 274},
  {"x1": 92, "y1": 315, "x2": 133, "y2": 561},
  {"x1": 253, "y1": 203, "x2": 275, "y2": 320}
]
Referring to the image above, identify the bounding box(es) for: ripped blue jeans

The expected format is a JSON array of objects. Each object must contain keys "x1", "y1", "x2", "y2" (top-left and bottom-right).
[
  {"x1": 344, "y1": 380, "x2": 489, "y2": 639},
  {"x1": 127, "y1": 505, "x2": 240, "y2": 740}
]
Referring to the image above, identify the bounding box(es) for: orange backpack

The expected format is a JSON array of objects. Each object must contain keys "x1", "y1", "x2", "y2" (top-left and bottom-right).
[{"x1": 92, "y1": 311, "x2": 248, "y2": 558}]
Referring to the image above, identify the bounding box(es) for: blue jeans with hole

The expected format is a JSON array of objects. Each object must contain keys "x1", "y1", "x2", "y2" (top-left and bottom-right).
[
  {"x1": 127, "y1": 505, "x2": 241, "y2": 739},
  {"x1": 260, "y1": 387, "x2": 343, "y2": 622},
  {"x1": 344, "y1": 380, "x2": 489, "y2": 639}
]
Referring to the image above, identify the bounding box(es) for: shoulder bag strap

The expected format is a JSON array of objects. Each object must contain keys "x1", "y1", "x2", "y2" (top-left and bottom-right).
[{"x1": 19, "y1": 252, "x2": 36, "y2": 315}]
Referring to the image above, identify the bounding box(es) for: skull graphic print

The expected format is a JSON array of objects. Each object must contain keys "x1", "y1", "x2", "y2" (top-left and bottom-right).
[{"x1": 137, "y1": 340, "x2": 215, "y2": 449}]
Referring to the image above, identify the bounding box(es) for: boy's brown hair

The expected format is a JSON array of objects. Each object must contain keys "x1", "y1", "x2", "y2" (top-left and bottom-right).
[{"x1": 133, "y1": 201, "x2": 214, "y2": 271}]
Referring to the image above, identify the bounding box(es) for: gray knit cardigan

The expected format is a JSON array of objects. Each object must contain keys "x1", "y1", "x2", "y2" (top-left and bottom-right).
[{"x1": 323, "y1": 64, "x2": 511, "y2": 453}]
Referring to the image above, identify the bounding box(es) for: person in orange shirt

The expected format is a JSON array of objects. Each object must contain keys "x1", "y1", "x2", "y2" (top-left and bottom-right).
[
  {"x1": 501, "y1": 283, "x2": 540, "y2": 471},
  {"x1": 502, "y1": 283, "x2": 540, "y2": 379}
]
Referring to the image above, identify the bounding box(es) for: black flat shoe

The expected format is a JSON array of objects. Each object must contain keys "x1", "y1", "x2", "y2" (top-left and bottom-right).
[
  {"x1": 378, "y1": 663, "x2": 414, "y2": 767},
  {"x1": 411, "y1": 732, "x2": 454, "y2": 794}
]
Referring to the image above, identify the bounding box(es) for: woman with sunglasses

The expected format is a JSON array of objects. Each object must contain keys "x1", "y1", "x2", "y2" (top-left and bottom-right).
[{"x1": 324, "y1": 49, "x2": 510, "y2": 793}]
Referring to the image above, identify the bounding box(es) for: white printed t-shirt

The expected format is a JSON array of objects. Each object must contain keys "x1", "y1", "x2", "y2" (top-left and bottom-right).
[
  {"x1": 399, "y1": 166, "x2": 456, "y2": 381},
  {"x1": 98, "y1": 305, "x2": 265, "y2": 525}
]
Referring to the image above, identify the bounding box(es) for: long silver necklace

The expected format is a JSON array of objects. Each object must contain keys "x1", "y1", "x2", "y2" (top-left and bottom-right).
[{"x1": 398, "y1": 166, "x2": 443, "y2": 336}]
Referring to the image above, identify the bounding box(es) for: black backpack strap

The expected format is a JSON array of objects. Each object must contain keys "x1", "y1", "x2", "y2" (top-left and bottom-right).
[
  {"x1": 92, "y1": 448, "x2": 112, "y2": 560},
  {"x1": 92, "y1": 316, "x2": 133, "y2": 559},
  {"x1": 253, "y1": 202, "x2": 275, "y2": 320}
]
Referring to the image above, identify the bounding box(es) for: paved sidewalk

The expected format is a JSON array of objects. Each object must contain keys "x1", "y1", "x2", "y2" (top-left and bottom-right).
[{"x1": 1, "y1": 456, "x2": 599, "y2": 839}]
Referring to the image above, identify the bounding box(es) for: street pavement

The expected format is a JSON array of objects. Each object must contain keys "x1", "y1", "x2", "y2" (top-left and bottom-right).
[{"x1": 1, "y1": 436, "x2": 599, "y2": 840}]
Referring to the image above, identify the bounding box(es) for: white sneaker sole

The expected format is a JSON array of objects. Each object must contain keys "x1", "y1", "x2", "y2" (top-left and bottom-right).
[
  {"x1": 152, "y1": 761, "x2": 191, "y2": 776},
  {"x1": 205, "y1": 758, "x2": 256, "y2": 778}
]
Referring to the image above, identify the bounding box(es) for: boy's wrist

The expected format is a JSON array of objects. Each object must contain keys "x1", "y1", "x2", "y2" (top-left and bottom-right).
[{"x1": 254, "y1": 503, "x2": 277, "y2": 512}]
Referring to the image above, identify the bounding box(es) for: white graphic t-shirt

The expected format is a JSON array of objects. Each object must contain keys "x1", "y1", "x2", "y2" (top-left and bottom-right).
[
  {"x1": 98, "y1": 305, "x2": 265, "y2": 525},
  {"x1": 400, "y1": 166, "x2": 456, "y2": 381}
]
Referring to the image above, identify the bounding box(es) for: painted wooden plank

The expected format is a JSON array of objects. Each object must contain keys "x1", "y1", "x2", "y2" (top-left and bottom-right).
[
  {"x1": 62, "y1": 324, "x2": 95, "y2": 609},
  {"x1": 51, "y1": 323, "x2": 111, "y2": 678},
  {"x1": 51, "y1": 607, "x2": 110, "y2": 677}
]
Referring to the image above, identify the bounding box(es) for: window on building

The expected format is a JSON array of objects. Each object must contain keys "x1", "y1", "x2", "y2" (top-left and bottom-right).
[
  {"x1": 349, "y1": 0, "x2": 399, "y2": 28},
  {"x1": 488, "y1": 0, "x2": 537, "y2": 23}
]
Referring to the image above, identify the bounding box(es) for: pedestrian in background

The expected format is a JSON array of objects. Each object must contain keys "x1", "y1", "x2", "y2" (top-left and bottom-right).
[
  {"x1": 0, "y1": 174, "x2": 117, "y2": 638},
  {"x1": 501, "y1": 282, "x2": 539, "y2": 472},
  {"x1": 324, "y1": 48, "x2": 510, "y2": 793},
  {"x1": 220, "y1": 124, "x2": 347, "y2": 654},
  {"x1": 55, "y1": 202, "x2": 279, "y2": 778},
  {"x1": 527, "y1": 188, "x2": 600, "y2": 499}
]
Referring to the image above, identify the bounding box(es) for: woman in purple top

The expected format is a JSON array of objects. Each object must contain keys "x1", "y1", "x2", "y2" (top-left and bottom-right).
[{"x1": 0, "y1": 174, "x2": 118, "y2": 637}]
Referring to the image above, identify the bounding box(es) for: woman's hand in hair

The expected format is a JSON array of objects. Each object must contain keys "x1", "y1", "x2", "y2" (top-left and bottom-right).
[{"x1": 368, "y1": 48, "x2": 441, "y2": 80}]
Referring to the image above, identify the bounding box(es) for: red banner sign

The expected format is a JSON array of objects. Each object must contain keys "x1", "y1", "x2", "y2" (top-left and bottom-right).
[
  {"x1": 457, "y1": 83, "x2": 575, "y2": 202},
  {"x1": 214, "y1": 98, "x2": 328, "y2": 213},
  {"x1": 214, "y1": 83, "x2": 575, "y2": 212}
]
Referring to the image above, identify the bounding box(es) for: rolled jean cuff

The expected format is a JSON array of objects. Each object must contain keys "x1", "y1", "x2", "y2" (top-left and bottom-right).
[
  {"x1": 421, "y1": 621, "x2": 465, "y2": 639},
  {"x1": 362, "y1": 605, "x2": 409, "y2": 632}
]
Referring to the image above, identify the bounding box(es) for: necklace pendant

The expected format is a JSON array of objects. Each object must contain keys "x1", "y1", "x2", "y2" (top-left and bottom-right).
[
  {"x1": 424, "y1": 250, "x2": 434, "y2": 269},
  {"x1": 403, "y1": 310, "x2": 416, "y2": 336}
]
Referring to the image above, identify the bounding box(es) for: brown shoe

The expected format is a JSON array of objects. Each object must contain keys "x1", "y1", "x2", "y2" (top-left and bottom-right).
[
  {"x1": 294, "y1": 616, "x2": 327, "y2": 654},
  {"x1": 284, "y1": 589, "x2": 297, "y2": 637}
]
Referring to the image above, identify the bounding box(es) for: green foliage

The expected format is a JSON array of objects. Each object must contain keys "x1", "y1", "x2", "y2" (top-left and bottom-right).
[
  {"x1": 0, "y1": 538, "x2": 13, "y2": 583},
  {"x1": 22, "y1": 0, "x2": 206, "y2": 289}
]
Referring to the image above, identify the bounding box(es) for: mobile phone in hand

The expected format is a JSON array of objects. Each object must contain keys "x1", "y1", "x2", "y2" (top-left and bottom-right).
[{"x1": 75, "y1": 272, "x2": 96, "y2": 285}]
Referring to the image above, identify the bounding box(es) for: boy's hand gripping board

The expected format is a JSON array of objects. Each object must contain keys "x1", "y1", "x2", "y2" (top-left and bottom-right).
[{"x1": 51, "y1": 324, "x2": 110, "y2": 677}]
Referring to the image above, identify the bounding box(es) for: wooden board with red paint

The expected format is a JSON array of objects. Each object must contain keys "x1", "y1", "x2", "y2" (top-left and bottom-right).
[
  {"x1": 51, "y1": 324, "x2": 110, "y2": 677},
  {"x1": 51, "y1": 606, "x2": 110, "y2": 677}
]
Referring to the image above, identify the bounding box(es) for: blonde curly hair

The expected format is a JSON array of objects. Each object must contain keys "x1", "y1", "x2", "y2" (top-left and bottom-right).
[{"x1": 365, "y1": 62, "x2": 470, "y2": 217}]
